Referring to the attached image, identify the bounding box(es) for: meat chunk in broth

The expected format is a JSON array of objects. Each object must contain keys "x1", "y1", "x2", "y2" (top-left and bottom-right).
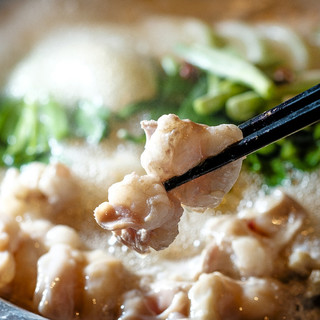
[
  {"x1": 189, "y1": 272, "x2": 293, "y2": 320},
  {"x1": 81, "y1": 250, "x2": 128, "y2": 320},
  {"x1": 199, "y1": 190, "x2": 307, "y2": 278},
  {"x1": 141, "y1": 114, "x2": 243, "y2": 210},
  {"x1": 33, "y1": 244, "x2": 84, "y2": 320},
  {"x1": 0, "y1": 162, "x2": 77, "y2": 217},
  {"x1": 94, "y1": 173, "x2": 183, "y2": 253},
  {"x1": 0, "y1": 215, "x2": 21, "y2": 290},
  {"x1": 33, "y1": 242, "x2": 128, "y2": 320},
  {"x1": 119, "y1": 282, "x2": 190, "y2": 319},
  {"x1": 95, "y1": 115, "x2": 243, "y2": 252}
]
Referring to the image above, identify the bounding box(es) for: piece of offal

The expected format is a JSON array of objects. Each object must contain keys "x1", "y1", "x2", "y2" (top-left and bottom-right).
[{"x1": 95, "y1": 114, "x2": 243, "y2": 252}]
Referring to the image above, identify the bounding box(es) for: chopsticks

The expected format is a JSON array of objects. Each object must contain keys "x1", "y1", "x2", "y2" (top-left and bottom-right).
[{"x1": 164, "y1": 83, "x2": 320, "y2": 192}]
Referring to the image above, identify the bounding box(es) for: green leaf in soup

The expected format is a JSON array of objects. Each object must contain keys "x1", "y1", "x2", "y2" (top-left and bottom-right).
[{"x1": 74, "y1": 100, "x2": 111, "y2": 144}]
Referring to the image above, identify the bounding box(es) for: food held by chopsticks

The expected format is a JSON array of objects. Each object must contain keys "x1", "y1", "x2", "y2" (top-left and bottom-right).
[
  {"x1": 95, "y1": 82, "x2": 320, "y2": 253},
  {"x1": 94, "y1": 114, "x2": 243, "y2": 253}
]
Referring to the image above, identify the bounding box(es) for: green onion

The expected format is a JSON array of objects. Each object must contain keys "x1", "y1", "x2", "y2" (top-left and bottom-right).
[
  {"x1": 194, "y1": 93, "x2": 227, "y2": 115},
  {"x1": 194, "y1": 80, "x2": 246, "y2": 115},
  {"x1": 175, "y1": 43, "x2": 275, "y2": 99},
  {"x1": 225, "y1": 91, "x2": 265, "y2": 122}
]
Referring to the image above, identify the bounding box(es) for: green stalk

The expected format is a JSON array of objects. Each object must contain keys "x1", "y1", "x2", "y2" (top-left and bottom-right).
[
  {"x1": 225, "y1": 91, "x2": 265, "y2": 121},
  {"x1": 175, "y1": 43, "x2": 275, "y2": 99},
  {"x1": 194, "y1": 81, "x2": 246, "y2": 115}
]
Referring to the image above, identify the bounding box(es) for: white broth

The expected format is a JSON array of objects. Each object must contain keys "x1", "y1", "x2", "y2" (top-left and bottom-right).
[{"x1": 0, "y1": 1, "x2": 320, "y2": 319}]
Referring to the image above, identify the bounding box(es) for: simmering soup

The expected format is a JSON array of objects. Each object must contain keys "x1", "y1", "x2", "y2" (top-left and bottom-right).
[{"x1": 0, "y1": 1, "x2": 319, "y2": 319}]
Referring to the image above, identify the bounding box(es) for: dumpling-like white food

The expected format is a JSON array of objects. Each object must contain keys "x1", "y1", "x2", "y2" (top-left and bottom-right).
[
  {"x1": 94, "y1": 173, "x2": 183, "y2": 253},
  {"x1": 141, "y1": 114, "x2": 243, "y2": 210}
]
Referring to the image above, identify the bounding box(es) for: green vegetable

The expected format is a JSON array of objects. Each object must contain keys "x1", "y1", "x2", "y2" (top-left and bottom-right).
[
  {"x1": 42, "y1": 99, "x2": 69, "y2": 140},
  {"x1": 280, "y1": 140, "x2": 297, "y2": 160},
  {"x1": 73, "y1": 100, "x2": 111, "y2": 144},
  {"x1": 117, "y1": 129, "x2": 146, "y2": 144},
  {"x1": 117, "y1": 65, "x2": 210, "y2": 124},
  {"x1": 0, "y1": 96, "x2": 111, "y2": 167},
  {"x1": 256, "y1": 143, "x2": 277, "y2": 155},
  {"x1": 161, "y1": 55, "x2": 180, "y2": 76},
  {"x1": 175, "y1": 43, "x2": 275, "y2": 99},
  {"x1": 193, "y1": 93, "x2": 227, "y2": 115},
  {"x1": 314, "y1": 123, "x2": 320, "y2": 139},
  {"x1": 1, "y1": 32, "x2": 319, "y2": 187},
  {"x1": 225, "y1": 91, "x2": 265, "y2": 122},
  {"x1": 194, "y1": 80, "x2": 246, "y2": 115},
  {"x1": 0, "y1": 98, "x2": 23, "y2": 144},
  {"x1": 305, "y1": 142, "x2": 320, "y2": 168},
  {"x1": 5, "y1": 101, "x2": 39, "y2": 164},
  {"x1": 245, "y1": 125, "x2": 320, "y2": 185},
  {"x1": 0, "y1": 98, "x2": 70, "y2": 166}
]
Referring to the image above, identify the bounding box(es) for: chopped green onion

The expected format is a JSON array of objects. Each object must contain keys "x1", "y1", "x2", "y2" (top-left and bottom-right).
[
  {"x1": 207, "y1": 74, "x2": 221, "y2": 93},
  {"x1": 225, "y1": 91, "x2": 265, "y2": 122},
  {"x1": 194, "y1": 93, "x2": 227, "y2": 115},
  {"x1": 194, "y1": 81, "x2": 246, "y2": 115}
]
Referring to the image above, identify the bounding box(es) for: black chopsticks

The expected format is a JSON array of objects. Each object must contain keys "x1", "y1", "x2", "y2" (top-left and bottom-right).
[
  {"x1": 164, "y1": 83, "x2": 320, "y2": 192},
  {"x1": 239, "y1": 83, "x2": 320, "y2": 137}
]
